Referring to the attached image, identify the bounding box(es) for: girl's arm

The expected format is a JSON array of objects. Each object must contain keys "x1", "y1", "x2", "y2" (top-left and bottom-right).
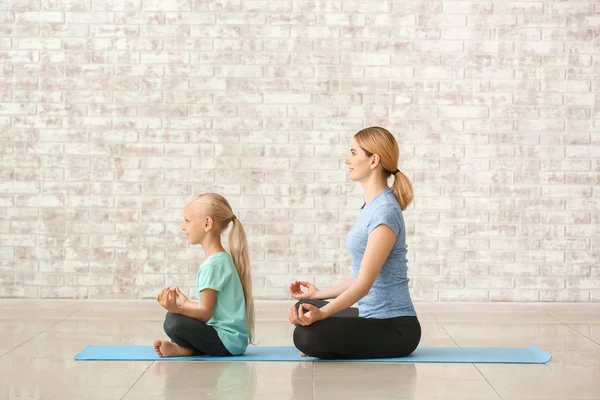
[
  {"x1": 184, "y1": 300, "x2": 199, "y2": 308},
  {"x1": 318, "y1": 225, "x2": 396, "y2": 318},
  {"x1": 174, "y1": 289, "x2": 216, "y2": 322}
]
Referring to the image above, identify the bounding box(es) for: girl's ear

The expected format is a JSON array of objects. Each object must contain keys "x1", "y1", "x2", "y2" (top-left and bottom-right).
[{"x1": 204, "y1": 216, "x2": 214, "y2": 231}]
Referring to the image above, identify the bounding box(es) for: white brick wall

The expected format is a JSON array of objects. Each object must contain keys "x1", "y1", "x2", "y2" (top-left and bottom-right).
[{"x1": 1, "y1": 0, "x2": 599, "y2": 302}]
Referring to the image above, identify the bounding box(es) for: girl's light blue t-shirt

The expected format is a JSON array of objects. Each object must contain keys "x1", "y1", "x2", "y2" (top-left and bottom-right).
[
  {"x1": 196, "y1": 251, "x2": 249, "y2": 355},
  {"x1": 346, "y1": 188, "x2": 417, "y2": 319}
]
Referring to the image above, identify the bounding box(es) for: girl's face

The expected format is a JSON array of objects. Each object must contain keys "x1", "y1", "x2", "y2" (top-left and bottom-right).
[
  {"x1": 182, "y1": 203, "x2": 209, "y2": 245},
  {"x1": 345, "y1": 137, "x2": 374, "y2": 182}
]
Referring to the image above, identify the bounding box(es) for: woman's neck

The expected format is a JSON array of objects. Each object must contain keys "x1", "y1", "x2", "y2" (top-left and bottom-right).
[{"x1": 361, "y1": 176, "x2": 389, "y2": 207}]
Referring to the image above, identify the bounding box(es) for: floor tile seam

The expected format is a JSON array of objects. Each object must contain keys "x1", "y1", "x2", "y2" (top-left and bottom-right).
[
  {"x1": 435, "y1": 308, "x2": 519, "y2": 399},
  {"x1": 119, "y1": 361, "x2": 155, "y2": 400},
  {"x1": 0, "y1": 309, "x2": 81, "y2": 359},
  {"x1": 544, "y1": 310, "x2": 600, "y2": 346},
  {"x1": 473, "y1": 364, "x2": 505, "y2": 400},
  {"x1": 430, "y1": 313, "x2": 461, "y2": 349},
  {"x1": 562, "y1": 323, "x2": 600, "y2": 347}
]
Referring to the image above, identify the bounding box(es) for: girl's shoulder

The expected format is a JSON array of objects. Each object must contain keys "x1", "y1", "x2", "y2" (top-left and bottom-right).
[{"x1": 201, "y1": 251, "x2": 231, "y2": 264}]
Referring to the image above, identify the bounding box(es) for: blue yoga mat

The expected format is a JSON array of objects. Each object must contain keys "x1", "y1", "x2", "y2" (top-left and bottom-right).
[{"x1": 74, "y1": 345, "x2": 551, "y2": 364}]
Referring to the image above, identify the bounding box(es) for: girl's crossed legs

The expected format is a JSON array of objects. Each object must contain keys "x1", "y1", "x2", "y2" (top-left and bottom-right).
[{"x1": 154, "y1": 312, "x2": 232, "y2": 357}]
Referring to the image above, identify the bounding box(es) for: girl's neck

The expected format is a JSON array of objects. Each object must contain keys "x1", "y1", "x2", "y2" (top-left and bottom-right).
[{"x1": 200, "y1": 235, "x2": 226, "y2": 258}]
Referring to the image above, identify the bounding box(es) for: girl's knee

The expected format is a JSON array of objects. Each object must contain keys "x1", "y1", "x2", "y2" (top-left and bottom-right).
[{"x1": 163, "y1": 312, "x2": 181, "y2": 335}]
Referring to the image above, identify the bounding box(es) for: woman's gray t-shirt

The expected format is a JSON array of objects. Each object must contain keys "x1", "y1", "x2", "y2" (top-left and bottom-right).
[{"x1": 346, "y1": 187, "x2": 416, "y2": 318}]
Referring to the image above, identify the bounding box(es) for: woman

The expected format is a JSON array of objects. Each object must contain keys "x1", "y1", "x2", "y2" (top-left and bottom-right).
[{"x1": 288, "y1": 126, "x2": 421, "y2": 359}]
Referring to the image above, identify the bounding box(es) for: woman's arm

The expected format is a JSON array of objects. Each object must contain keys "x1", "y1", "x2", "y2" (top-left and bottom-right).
[
  {"x1": 318, "y1": 225, "x2": 397, "y2": 318},
  {"x1": 312, "y1": 277, "x2": 354, "y2": 300}
]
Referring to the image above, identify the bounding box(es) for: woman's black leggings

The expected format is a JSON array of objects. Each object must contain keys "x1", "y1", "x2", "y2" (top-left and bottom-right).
[
  {"x1": 163, "y1": 312, "x2": 232, "y2": 356},
  {"x1": 293, "y1": 300, "x2": 421, "y2": 359}
]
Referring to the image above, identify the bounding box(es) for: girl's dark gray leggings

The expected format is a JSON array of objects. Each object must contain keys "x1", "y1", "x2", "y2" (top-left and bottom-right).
[{"x1": 163, "y1": 311, "x2": 232, "y2": 356}]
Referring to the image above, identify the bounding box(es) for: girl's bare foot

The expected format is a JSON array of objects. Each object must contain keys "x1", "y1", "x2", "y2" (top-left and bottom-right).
[{"x1": 153, "y1": 340, "x2": 194, "y2": 357}]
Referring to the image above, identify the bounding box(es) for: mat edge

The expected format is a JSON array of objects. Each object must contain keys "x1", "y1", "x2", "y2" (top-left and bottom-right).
[
  {"x1": 73, "y1": 345, "x2": 553, "y2": 363},
  {"x1": 527, "y1": 344, "x2": 552, "y2": 364}
]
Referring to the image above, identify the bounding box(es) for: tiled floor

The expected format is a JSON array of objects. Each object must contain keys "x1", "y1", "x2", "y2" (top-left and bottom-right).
[{"x1": 1, "y1": 300, "x2": 600, "y2": 399}]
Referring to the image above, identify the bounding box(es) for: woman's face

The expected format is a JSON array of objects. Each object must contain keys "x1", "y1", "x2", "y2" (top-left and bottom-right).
[{"x1": 345, "y1": 137, "x2": 373, "y2": 182}]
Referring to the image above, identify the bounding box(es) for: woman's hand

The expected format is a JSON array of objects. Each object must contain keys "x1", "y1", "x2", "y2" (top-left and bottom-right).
[
  {"x1": 289, "y1": 281, "x2": 319, "y2": 300},
  {"x1": 289, "y1": 303, "x2": 325, "y2": 326},
  {"x1": 157, "y1": 287, "x2": 178, "y2": 313}
]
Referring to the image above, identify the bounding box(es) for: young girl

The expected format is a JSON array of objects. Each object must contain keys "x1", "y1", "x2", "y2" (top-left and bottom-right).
[
  {"x1": 288, "y1": 126, "x2": 421, "y2": 359},
  {"x1": 153, "y1": 193, "x2": 255, "y2": 357}
]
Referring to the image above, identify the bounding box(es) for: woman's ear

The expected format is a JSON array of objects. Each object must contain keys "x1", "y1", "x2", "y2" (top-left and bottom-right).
[{"x1": 370, "y1": 154, "x2": 380, "y2": 169}]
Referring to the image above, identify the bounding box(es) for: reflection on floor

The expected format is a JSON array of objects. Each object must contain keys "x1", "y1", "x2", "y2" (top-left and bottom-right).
[{"x1": 1, "y1": 300, "x2": 599, "y2": 399}]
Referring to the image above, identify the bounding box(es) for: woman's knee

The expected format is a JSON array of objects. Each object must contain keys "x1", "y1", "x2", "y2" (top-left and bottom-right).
[
  {"x1": 295, "y1": 299, "x2": 326, "y2": 311},
  {"x1": 293, "y1": 326, "x2": 314, "y2": 353},
  {"x1": 294, "y1": 301, "x2": 306, "y2": 312}
]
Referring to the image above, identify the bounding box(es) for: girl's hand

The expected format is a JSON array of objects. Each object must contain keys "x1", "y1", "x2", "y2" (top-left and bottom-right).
[
  {"x1": 289, "y1": 303, "x2": 325, "y2": 326},
  {"x1": 157, "y1": 287, "x2": 178, "y2": 313},
  {"x1": 289, "y1": 281, "x2": 319, "y2": 300},
  {"x1": 156, "y1": 287, "x2": 167, "y2": 303},
  {"x1": 173, "y1": 287, "x2": 190, "y2": 308}
]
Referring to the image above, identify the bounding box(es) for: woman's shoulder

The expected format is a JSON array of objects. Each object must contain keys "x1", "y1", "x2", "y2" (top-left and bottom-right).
[{"x1": 373, "y1": 191, "x2": 402, "y2": 212}]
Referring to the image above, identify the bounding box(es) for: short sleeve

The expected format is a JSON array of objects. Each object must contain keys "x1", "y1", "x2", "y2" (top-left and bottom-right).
[
  {"x1": 197, "y1": 262, "x2": 229, "y2": 293},
  {"x1": 367, "y1": 203, "x2": 402, "y2": 237}
]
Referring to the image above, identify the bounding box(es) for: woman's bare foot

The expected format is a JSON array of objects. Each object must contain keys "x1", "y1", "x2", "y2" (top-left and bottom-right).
[
  {"x1": 153, "y1": 340, "x2": 194, "y2": 357},
  {"x1": 300, "y1": 351, "x2": 306, "y2": 357}
]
